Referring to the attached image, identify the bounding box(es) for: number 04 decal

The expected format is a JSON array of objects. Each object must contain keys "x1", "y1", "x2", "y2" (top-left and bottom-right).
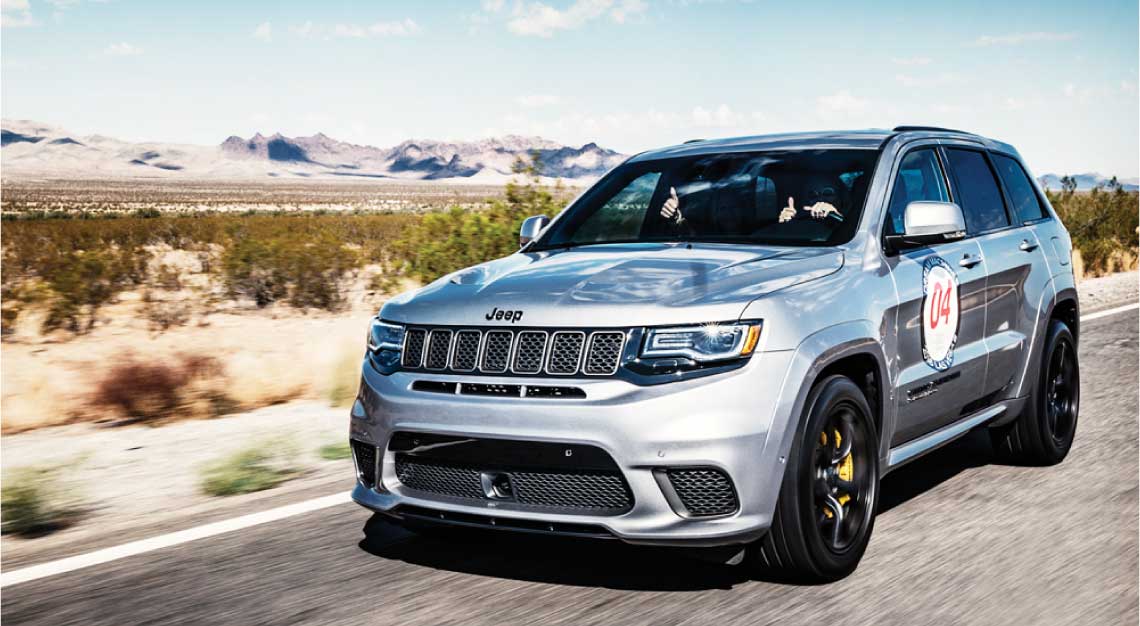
[{"x1": 921, "y1": 256, "x2": 960, "y2": 371}]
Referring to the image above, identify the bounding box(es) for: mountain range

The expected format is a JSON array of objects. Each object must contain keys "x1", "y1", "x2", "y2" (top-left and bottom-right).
[
  {"x1": 2, "y1": 119, "x2": 1136, "y2": 190},
  {"x1": 0, "y1": 119, "x2": 626, "y2": 183}
]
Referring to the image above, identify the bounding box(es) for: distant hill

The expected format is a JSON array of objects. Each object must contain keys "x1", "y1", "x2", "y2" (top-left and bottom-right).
[
  {"x1": 0, "y1": 119, "x2": 626, "y2": 183},
  {"x1": 1037, "y1": 172, "x2": 1139, "y2": 192}
]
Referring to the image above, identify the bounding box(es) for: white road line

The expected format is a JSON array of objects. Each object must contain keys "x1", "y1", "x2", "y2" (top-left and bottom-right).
[
  {"x1": 2, "y1": 300, "x2": 1137, "y2": 589},
  {"x1": 1, "y1": 492, "x2": 352, "y2": 588},
  {"x1": 1081, "y1": 301, "x2": 1139, "y2": 322}
]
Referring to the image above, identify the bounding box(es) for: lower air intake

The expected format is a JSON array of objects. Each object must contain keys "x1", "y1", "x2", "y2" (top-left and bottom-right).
[
  {"x1": 352, "y1": 440, "x2": 377, "y2": 488},
  {"x1": 665, "y1": 467, "x2": 739, "y2": 517}
]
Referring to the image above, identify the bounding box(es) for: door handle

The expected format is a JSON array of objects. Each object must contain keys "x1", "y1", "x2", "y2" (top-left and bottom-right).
[
  {"x1": 1018, "y1": 239, "x2": 1039, "y2": 252},
  {"x1": 958, "y1": 254, "x2": 983, "y2": 269}
]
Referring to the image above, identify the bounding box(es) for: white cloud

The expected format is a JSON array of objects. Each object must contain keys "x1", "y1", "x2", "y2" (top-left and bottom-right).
[
  {"x1": 891, "y1": 56, "x2": 931, "y2": 66},
  {"x1": 289, "y1": 18, "x2": 420, "y2": 39},
  {"x1": 894, "y1": 72, "x2": 960, "y2": 88},
  {"x1": 1, "y1": 0, "x2": 34, "y2": 27},
  {"x1": 482, "y1": 0, "x2": 506, "y2": 11},
  {"x1": 507, "y1": 0, "x2": 647, "y2": 37},
  {"x1": 1003, "y1": 97, "x2": 1026, "y2": 111},
  {"x1": 516, "y1": 94, "x2": 561, "y2": 107},
  {"x1": 816, "y1": 90, "x2": 869, "y2": 120},
  {"x1": 252, "y1": 22, "x2": 272, "y2": 42},
  {"x1": 970, "y1": 31, "x2": 1076, "y2": 47},
  {"x1": 104, "y1": 42, "x2": 142, "y2": 56}
]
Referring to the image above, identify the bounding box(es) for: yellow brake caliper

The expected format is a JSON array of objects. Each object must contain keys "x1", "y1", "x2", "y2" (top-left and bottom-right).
[{"x1": 822, "y1": 429, "x2": 854, "y2": 518}]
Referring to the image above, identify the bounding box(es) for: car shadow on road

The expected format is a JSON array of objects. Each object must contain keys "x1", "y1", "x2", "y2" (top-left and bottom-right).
[{"x1": 358, "y1": 430, "x2": 999, "y2": 591}]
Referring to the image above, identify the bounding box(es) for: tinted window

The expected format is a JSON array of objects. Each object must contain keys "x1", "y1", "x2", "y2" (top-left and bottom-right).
[
  {"x1": 944, "y1": 148, "x2": 1010, "y2": 233},
  {"x1": 885, "y1": 148, "x2": 950, "y2": 236},
  {"x1": 991, "y1": 154, "x2": 1047, "y2": 223},
  {"x1": 535, "y1": 149, "x2": 879, "y2": 249}
]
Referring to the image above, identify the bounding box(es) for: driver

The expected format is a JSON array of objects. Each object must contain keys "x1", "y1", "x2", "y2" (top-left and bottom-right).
[{"x1": 778, "y1": 174, "x2": 845, "y2": 223}]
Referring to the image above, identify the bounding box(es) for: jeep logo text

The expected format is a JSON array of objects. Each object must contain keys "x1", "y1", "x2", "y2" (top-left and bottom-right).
[{"x1": 485, "y1": 307, "x2": 523, "y2": 323}]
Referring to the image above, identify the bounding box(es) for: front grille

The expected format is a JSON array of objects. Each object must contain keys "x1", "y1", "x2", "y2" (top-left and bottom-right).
[
  {"x1": 352, "y1": 440, "x2": 377, "y2": 488},
  {"x1": 400, "y1": 326, "x2": 626, "y2": 377},
  {"x1": 395, "y1": 455, "x2": 633, "y2": 514},
  {"x1": 665, "y1": 468, "x2": 739, "y2": 517}
]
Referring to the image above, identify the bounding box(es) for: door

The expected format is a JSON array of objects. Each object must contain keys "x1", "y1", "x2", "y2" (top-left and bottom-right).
[
  {"x1": 954, "y1": 151, "x2": 1052, "y2": 400},
  {"x1": 884, "y1": 147, "x2": 991, "y2": 446}
]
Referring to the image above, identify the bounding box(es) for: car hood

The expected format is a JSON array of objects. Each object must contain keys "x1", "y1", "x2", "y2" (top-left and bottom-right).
[{"x1": 381, "y1": 242, "x2": 844, "y2": 328}]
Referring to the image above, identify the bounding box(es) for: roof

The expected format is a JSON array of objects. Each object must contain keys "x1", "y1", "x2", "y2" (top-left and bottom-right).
[{"x1": 629, "y1": 127, "x2": 1012, "y2": 162}]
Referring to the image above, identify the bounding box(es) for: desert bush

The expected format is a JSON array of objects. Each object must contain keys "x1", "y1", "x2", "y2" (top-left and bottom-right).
[
  {"x1": 199, "y1": 439, "x2": 302, "y2": 496},
  {"x1": 327, "y1": 343, "x2": 362, "y2": 407},
  {"x1": 2, "y1": 466, "x2": 85, "y2": 536},
  {"x1": 317, "y1": 442, "x2": 352, "y2": 461},
  {"x1": 391, "y1": 157, "x2": 567, "y2": 283},
  {"x1": 1049, "y1": 186, "x2": 1139, "y2": 276},
  {"x1": 91, "y1": 353, "x2": 231, "y2": 423}
]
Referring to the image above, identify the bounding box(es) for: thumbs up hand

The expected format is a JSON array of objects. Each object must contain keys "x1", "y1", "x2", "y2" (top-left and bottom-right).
[
  {"x1": 660, "y1": 186, "x2": 681, "y2": 221},
  {"x1": 779, "y1": 196, "x2": 797, "y2": 223}
]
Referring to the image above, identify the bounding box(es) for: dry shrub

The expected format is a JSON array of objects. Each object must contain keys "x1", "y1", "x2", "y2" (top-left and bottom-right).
[{"x1": 91, "y1": 353, "x2": 232, "y2": 423}]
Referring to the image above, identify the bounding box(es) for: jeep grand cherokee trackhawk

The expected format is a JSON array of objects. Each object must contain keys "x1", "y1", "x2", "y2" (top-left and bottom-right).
[{"x1": 349, "y1": 126, "x2": 1080, "y2": 581}]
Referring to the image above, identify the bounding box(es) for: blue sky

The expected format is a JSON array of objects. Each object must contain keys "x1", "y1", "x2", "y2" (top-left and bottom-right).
[{"x1": 2, "y1": 0, "x2": 1137, "y2": 177}]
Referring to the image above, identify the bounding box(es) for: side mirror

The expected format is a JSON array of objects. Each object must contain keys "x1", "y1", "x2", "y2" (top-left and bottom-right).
[
  {"x1": 519, "y1": 215, "x2": 550, "y2": 248},
  {"x1": 884, "y1": 201, "x2": 966, "y2": 253}
]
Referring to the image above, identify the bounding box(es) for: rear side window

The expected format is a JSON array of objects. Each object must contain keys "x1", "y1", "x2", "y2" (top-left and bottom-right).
[
  {"x1": 885, "y1": 148, "x2": 950, "y2": 236},
  {"x1": 944, "y1": 148, "x2": 1010, "y2": 233},
  {"x1": 991, "y1": 154, "x2": 1047, "y2": 223}
]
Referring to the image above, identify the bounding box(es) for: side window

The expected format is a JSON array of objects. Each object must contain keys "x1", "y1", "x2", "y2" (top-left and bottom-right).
[
  {"x1": 991, "y1": 154, "x2": 1047, "y2": 223},
  {"x1": 570, "y1": 171, "x2": 660, "y2": 243},
  {"x1": 944, "y1": 148, "x2": 1010, "y2": 233},
  {"x1": 885, "y1": 148, "x2": 949, "y2": 236}
]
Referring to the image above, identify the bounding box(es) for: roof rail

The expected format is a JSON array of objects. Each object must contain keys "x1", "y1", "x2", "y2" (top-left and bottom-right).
[
  {"x1": 892, "y1": 125, "x2": 975, "y2": 135},
  {"x1": 683, "y1": 138, "x2": 705, "y2": 144}
]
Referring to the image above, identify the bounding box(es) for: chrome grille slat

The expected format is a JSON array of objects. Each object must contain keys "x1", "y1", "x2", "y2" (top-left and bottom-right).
[
  {"x1": 481, "y1": 330, "x2": 513, "y2": 373},
  {"x1": 546, "y1": 331, "x2": 585, "y2": 375},
  {"x1": 585, "y1": 331, "x2": 625, "y2": 375},
  {"x1": 403, "y1": 328, "x2": 427, "y2": 368},
  {"x1": 425, "y1": 329, "x2": 453, "y2": 370},
  {"x1": 512, "y1": 331, "x2": 548, "y2": 374},
  {"x1": 450, "y1": 330, "x2": 481, "y2": 372}
]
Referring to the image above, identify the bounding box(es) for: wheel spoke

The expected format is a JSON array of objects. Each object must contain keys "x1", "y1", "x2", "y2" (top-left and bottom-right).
[
  {"x1": 834, "y1": 478, "x2": 859, "y2": 497},
  {"x1": 822, "y1": 493, "x2": 845, "y2": 546},
  {"x1": 832, "y1": 410, "x2": 854, "y2": 463}
]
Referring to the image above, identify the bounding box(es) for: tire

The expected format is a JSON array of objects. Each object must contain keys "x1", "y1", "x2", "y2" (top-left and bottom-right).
[
  {"x1": 989, "y1": 319, "x2": 1079, "y2": 466},
  {"x1": 748, "y1": 375, "x2": 880, "y2": 583}
]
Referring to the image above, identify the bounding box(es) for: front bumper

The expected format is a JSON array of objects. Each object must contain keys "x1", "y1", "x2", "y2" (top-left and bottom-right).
[{"x1": 350, "y1": 350, "x2": 796, "y2": 547}]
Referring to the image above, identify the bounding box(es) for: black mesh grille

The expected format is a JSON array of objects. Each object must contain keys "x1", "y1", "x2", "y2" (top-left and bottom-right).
[
  {"x1": 425, "y1": 330, "x2": 452, "y2": 369},
  {"x1": 546, "y1": 332, "x2": 584, "y2": 375},
  {"x1": 403, "y1": 329, "x2": 426, "y2": 368},
  {"x1": 394, "y1": 454, "x2": 632, "y2": 514},
  {"x1": 585, "y1": 332, "x2": 624, "y2": 375},
  {"x1": 396, "y1": 457, "x2": 484, "y2": 499},
  {"x1": 666, "y1": 468, "x2": 739, "y2": 517},
  {"x1": 512, "y1": 331, "x2": 547, "y2": 374},
  {"x1": 352, "y1": 440, "x2": 377, "y2": 488},
  {"x1": 509, "y1": 470, "x2": 631, "y2": 510},
  {"x1": 451, "y1": 330, "x2": 480, "y2": 371},
  {"x1": 481, "y1": 331, "x2": 512, "y2": 373}
]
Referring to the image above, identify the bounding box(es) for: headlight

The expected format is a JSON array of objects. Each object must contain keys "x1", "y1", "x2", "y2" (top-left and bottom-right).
[
  {"x1": 367, "y1": 318, "x2": 405, "y2": 352},
  {"x1": 641, "y1": 322, "x2": 761, "y2": 362}
]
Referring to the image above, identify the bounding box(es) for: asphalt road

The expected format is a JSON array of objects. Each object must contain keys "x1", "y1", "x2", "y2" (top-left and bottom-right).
[{"x1": 3, "y1": 311, "x2": 1137, "y2": 626}]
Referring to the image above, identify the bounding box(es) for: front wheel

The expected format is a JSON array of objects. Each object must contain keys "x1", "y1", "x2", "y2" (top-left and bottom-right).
[{"x1": 748, "y1": 375, "x2": 880, "y2": 582}]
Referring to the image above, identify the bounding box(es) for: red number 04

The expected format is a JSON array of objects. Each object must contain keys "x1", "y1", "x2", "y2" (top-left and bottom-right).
[{"x1": 929, "y1": 280, "x2": 953, "y2": 329}]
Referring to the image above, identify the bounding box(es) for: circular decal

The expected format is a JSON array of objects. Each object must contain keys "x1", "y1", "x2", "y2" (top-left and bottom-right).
[{"x1": 921, "y1": 256, "x2": 959, "y2": 371}]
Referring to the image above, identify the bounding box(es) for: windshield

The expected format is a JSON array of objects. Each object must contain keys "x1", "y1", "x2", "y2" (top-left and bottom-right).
[{"x1": 533, "y1": 149, "x2": 879, "y2": 249}]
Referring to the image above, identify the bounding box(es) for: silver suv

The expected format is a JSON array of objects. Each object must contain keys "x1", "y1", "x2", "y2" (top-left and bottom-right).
[{"x1": 350, "y1": 127, "x2": 1080, "y2": 581}]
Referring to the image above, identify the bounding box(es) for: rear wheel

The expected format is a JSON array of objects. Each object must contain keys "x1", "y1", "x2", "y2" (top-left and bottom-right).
[
  {"x1": 990, "y1": 319, "x2": 1079, "y2": 465},
  {"x1": 748, "y1": 375, "x2": 880, "y2": 582}
]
